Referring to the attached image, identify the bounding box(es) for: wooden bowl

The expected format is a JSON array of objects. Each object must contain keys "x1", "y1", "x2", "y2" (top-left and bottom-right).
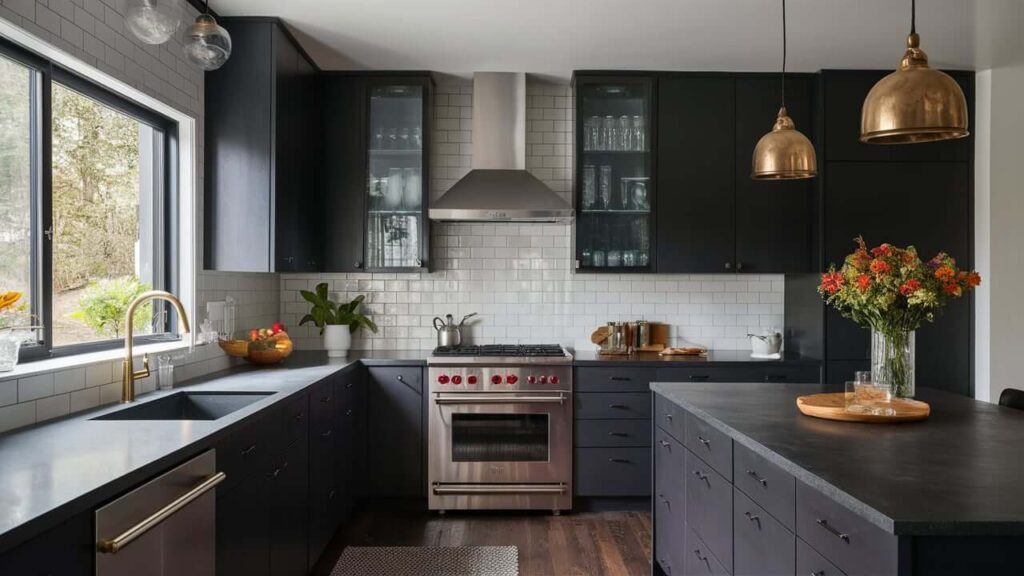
[{"x1": 219, "y1": 333, "x2": 294, "y2": 365}]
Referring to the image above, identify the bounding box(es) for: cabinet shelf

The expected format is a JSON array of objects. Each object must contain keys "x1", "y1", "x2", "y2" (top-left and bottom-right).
[
  {"x1": 368, "y1": 209, "x2": 422, "y2": 215},
  {"x1": 580, "y1": 209, "x2": 650, "y2": 215},
  {"x1": 369, "y1": 148, "x2": 423, "y2": 156},
  {"x1": 582, "y1": 149, "x2": 648, "y2": 154}
]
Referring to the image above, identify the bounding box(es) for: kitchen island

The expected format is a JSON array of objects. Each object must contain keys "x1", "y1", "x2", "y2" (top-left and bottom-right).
[{"x1": 651, "y1": 381, "x2": 1024, "y2": 576}]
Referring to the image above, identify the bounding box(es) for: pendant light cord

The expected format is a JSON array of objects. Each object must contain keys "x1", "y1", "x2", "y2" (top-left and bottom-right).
[
  {"x1": 911, "y1": 0, "x2": 916, "y2": 34},
  {"x1": 781, "y1": 0, "x2": 787, "y2": 108}
]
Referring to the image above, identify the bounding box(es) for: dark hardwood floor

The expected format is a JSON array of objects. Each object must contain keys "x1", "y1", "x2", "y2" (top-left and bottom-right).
[{"x1": 313, "y1": 509, "x2": 653, "y2": 576}]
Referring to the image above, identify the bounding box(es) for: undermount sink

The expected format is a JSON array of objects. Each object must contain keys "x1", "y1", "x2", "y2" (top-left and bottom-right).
[{"x1": 91, "y1": 391, "x2": 274, "y2": 421}]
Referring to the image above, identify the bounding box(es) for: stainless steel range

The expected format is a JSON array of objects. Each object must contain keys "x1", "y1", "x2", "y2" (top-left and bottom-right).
[{"x1": 427, "y1": 344, "x2": 573, "y2": 513}]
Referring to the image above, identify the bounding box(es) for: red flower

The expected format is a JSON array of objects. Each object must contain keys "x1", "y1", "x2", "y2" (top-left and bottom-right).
[
  {"x1": 934, "y1": 266, "x2": 955, "y2": 281},
  {"x1": 871, "y1": 243, "x2": 893, "y2": 257},
  {"x1": 821, "y1": 272, "x2": 845, "y2": 294},
  {"x1": 899, "y1": 279, "x2": 921, "y2": 295},
  {"x1": 943, "y1": 283, "x2": 962, "y2": 296},
  {"x1": 966, "y1": 271, "x2": 981, "y2": 287},
  {"x1": 857, "y1": 274, "x2": 871, "y2": 292},
  {"x1": 851, "y1": 250, "x2": 871, "y2": 271},
  {"x1": 869, "y1": 259, "x2": 891, "y2": 275}
]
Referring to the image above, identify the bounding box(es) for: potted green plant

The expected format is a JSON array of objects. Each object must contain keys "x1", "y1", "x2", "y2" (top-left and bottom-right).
[{"x1": 298, "y1": 283, "x2": 378, "y2": 357}]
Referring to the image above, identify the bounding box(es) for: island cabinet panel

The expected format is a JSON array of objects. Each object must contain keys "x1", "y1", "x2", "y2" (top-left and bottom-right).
[
  {"x1": 685, "y1": 447, "x2": 734, "y2": 573},
  {"x1": 733, "y1": 489, "x2": 795, "y2": 576},
  {"x1": 685, "y1": 524, "x2": 731, "y2": 576},
  {"x1": 655, "y1": 391, "x2": 688, "y2": 443},
  {"x1": 653, "y1": 426, "x2": 686, "y2": 576},
  {"x1": 796, "y1": 480, "x2": 898, "y2": 576},
  {"x1": 366, "y1": 366, "x2": 424, "y2": 497},
  {"x1": 733, "y1": 441, "x2": 796, "y2": 531},
  {"x1": 797, "y1": 538, "x2": 845, "y2": 576},
  {"x1": 0, "y1": 512, "x2": 92, "y2": 575},
  {"x1": 684, "y1": 413, "x2": 733, "y2": 482}
]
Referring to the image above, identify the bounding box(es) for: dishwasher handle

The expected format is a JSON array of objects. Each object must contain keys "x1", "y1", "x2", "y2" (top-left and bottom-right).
[{"x1": 96, "y1": 471, "x2": 226, "y2": 554}]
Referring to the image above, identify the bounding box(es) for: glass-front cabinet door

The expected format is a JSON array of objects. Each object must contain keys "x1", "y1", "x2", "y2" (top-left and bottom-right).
[
  {"x1": 574, "y1": 75, "x2": 655, "y2": 272},
  {"x1": 365, "y1": 80, "x2": 430, "y2": 270}
]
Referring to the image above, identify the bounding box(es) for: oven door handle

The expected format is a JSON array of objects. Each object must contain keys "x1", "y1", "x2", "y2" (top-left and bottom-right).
[
  {"x1": 433, "y1": 393, "x2": 566, "y2": 405},
  {"x1": 432, "y1": 484, "x2": 568, "y2": 495}
]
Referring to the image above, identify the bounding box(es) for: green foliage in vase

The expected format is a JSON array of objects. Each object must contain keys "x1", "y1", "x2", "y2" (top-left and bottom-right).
[
  {"x1": 71, "y1": 276, "x2": 152, "y2": 338},
  {"x1": 298, "y1": 283, "x2": 379, "y2": 335}
]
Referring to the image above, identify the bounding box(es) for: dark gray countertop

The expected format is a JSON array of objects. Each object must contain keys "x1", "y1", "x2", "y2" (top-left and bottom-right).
[
  {"x1": 0, "y1": 350, "x2": 422, "y2": 555},
  {"x1": 650, "y1": 381, "x2": 1024, "y2": 536},
  {"x1": 573, "y1": 349, "x2": 819, "y2": 366}
]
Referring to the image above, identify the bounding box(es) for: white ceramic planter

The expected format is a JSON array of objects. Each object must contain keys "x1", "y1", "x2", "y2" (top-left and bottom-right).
[{"x1": 323, "y1": 325, "x2": 352, "y2": 358}]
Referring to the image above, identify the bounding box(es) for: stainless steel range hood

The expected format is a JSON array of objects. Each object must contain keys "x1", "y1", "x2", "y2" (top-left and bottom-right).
[{"x1": 429, "y1": 73, "x2": 574, "y2": 222}]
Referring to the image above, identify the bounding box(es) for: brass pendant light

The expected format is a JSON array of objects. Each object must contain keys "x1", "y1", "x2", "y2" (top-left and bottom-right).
[
  {"x1": 752, "y1": 0, "x2": 817, "y2": 180},
  {"x1": 860, "y1": 0, "x2": 968, "y2": 144}
]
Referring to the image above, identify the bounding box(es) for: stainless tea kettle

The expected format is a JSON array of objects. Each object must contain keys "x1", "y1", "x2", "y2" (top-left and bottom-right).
[{"x1": 433, "y1": 313, "x2": 477, "y2": 347}]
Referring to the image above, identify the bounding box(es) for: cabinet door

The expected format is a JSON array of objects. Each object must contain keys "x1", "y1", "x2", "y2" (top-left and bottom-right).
[
  {"x1": 274, "y1": 25, "x2": 321, "y2": 272},
  {"x1": 217, "y1": 475, "x2": 270, "y2": 576},
  {"x1": 322, "y1": 75, "x2": 367, "y2": 272},
  {"x1": 269, "y1": 438, "x2": 310, "y2": 576},
  {"x1": 657, "y1": 76, "x2": 736, "y2": 273},
  {"x1": 575, "y1": 75, "x2": 656, "y2": 272},
  {"x1": 824, "y1": 161, "x2": 972, "y2": 395},
  {"x1": 364, "y1": 79, "x2": 431, "y2": 270},
  {"x1": 308, "y1": 411, "x2": 340, "y2": 568},
  {"x1": 734, "y1": 75, "x2": 815, "y2": 273},
  {"x1": 338, "y1": 370, "x2": 363, "y2": 514},
  {"x1": 367, "y1": 367, "x2": 423, "y2": 497},
  {"x1": 0, "y1": 512, "x2": 92, "y2": 576}
]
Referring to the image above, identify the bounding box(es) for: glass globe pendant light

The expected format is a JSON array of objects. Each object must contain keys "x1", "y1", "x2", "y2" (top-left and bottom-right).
[
  {"x1": 183, "y1": 0, "x2": 232, "y2": 71},
  {"x1": 751, "y1": 0, "x2": 817, "y2": 180},
  {"x1": 124, "y1": 0, "x2": 181, "y2": 45},
  {"x1": 860, "y1": 0, "x2": 968, "y2": 144}
]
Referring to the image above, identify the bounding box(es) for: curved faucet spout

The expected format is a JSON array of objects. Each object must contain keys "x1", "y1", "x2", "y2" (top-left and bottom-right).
[{"x1": 121, "y1": 291, "x2": 191, "y2": 403}]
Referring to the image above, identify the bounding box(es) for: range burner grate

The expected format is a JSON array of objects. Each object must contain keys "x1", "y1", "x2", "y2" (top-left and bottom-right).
[{"x1": 432, "y1": 344, "x2": 565, "y2": 357}]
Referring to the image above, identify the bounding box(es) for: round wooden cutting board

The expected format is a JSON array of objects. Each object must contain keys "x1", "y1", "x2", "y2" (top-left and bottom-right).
[{"x1": 796, "y1": 392, "x2": 930, "y2": 423}]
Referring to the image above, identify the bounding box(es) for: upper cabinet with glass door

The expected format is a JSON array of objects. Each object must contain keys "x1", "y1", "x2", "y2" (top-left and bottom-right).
[
  {"x1": 365, "y1": 81, "x2": 430, "y2": 270},
  {"x1": 574, "y1": 75, "x2": 655, "y2": 272}
]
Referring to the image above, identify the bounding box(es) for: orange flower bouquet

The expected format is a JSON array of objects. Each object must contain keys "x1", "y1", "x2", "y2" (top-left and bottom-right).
[{"x1": 818, "y1": 238, "x2": 980, "y2": 397}]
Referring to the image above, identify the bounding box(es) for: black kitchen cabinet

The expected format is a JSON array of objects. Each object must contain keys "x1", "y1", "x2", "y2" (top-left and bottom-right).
[
  {"x1": 366, "y1": 366, "x2": 424, "y2": 497},
  {"x1": 205, "y1": 18, "x2": 321, "y2": 272},
  {"x1": 657, "y1": 75, "x2": 735, "y2": 273},
  {"x1": 0, "y1": 512, "x2": 92, "y2": 576},
  {"x1": 321, "y1": 74, "x2": 433, "y2": 272},
  {"x1": 269, "y1": 434, "x2": 310, "y2": 576},
  {"x1": 574, "y1": 74, "x2": 656, "y2": 272},
  {"x1": 217, "y1": 472, "x2": 271, "y2": 576}
]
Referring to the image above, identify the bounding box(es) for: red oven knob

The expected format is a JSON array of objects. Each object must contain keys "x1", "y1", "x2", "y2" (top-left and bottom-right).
[
  {"x1": 491, "y1": 374, "x2": 503, "y2": 385},
  {"x1": 527, "y1": 375, "x2": 537, "y2": 384},
  {"x1": 549, "y1": 375, "x2": 560, "y2": 385},
  {"x1": 437, "y1": 374, "x2": 450, "y2": 385},
  {"x1": 467, "y1": 375, "x2": 478, "y2": 385},
  {"x1": 507, "y1": 375, "x2": 519, "y2": 385},
  {"x1": 451, "y1": 375, "x2": 462, "y2": 385},
  {"x1": 539, "y1": 375, "x2": 548, "y2": 384}
]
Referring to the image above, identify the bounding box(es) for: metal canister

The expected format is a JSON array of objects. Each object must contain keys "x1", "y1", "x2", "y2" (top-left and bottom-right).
[{"x1": 635, "y1": 320, "x2": 651, "y2": 349}]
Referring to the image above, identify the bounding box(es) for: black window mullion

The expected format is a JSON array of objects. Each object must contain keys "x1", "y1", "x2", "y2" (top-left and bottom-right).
[{"x1": 38, "y1": 62, "x2": 52, "y2": 356}]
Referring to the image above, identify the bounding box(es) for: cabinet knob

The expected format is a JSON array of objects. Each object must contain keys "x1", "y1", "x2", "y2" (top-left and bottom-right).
[
  {"x1": 724, "y1": 262, "x2": 732, "y2": 270},
  {"x1": 736, "y1": 262, "x2": 744, "y2": 271},
  {"x1": 355, "y1": 261, "x2": 363, "y2": 269},
  {"x1": 284, "y1": 256, "x2": 294, "y2": 264}
]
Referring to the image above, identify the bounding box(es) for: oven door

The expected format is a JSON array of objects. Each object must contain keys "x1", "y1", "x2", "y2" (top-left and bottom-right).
[{"x1": 429, "y1": 391, "x2": 572, "y2": 486}]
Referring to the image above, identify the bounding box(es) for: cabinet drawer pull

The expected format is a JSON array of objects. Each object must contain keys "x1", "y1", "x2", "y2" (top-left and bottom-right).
[
  {"x1": 328, "y1": 489, "x2": 336, "y2": 500},
  {"x1": 816, "y1": 518, "x2": 850, "y2": 543},
  {"x1": 607, "y1": 431, "x2": 629, "y2": 437},
  {"x1": 294, "y1": 412, "x2": 305, "y2": 421},
  {"x1": 764, "y1": 374, "x2": 788, "y2": 381},
  {"x1": 664, "y1": 413, "x2": 674, "y2": 421},
  {"x1": 346, "y1": 381, "x2": 354, "y2": 388},
  {"x1": 692, "y1": 470, "x2": 709, "y2": 483},
  {"x1": 693, "y1": 549, "x2": 710, "y2": 564},
  {"x1": 746, "y1": 469, "x2": 768, "y2": 487},
  {"x1": 346, "y1": 408, "x2": 354, "y2": 416},
  {"x1": 609, "y1": 376, "x2": 632, "y2": 381},
  {"x1": 608, "y1": 458, "x2": 631, "y2": 464},
  {"x1": 811, "y1": 572, "x2": 825, "y2": 576},
  {"x1": 744, "y1": 511, "x2": 761, "y2": 527},
  {"x1": 321, "y1": 429, "x2": 333, "y2": 438},
  {"x1": 240, "y1": 444, "x2": 257, "y2": 457},
  {"x1": 609, "y1": 404, "x2": 629, "y2": 409},
  {"x1": 658, "y1": 439, "x2": 670, "y2": 448},
  {"x1": 689, "y1": 374, "x2": 710, "y2": 381},
  {"x1": 397, "y1": 375, "x2": 406, "y2": 382},
  {"x1": 657, "y1": 493, "x2": 669, "y2": 504},
  {"x1": 320, "y1": 395, "x2": 332, "y2": 403},
  {"x1": 697, "y1": 435, "x2": 710, "y2": 447}
]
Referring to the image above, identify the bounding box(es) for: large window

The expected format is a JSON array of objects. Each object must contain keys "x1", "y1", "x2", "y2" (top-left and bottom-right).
[{"x1": 0, "y1": 39, "x2": 177, "y2": 359}]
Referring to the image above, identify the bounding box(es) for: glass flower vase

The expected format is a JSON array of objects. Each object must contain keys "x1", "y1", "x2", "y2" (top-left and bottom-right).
[
  {"x1": 0, "y1": 330, "x2": 26, "y2": 372},
  {"x1": 871, "y1": 329, "x2": 915, "y2": 398}
]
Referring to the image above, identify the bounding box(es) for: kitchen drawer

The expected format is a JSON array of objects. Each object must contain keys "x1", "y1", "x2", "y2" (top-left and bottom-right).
[
  {"x1": 657, "y1": 366, "x2": 746, "y2": 383},
  {"x1": 796, "y1": 481, "x2": 898, "y2": 576},
  {"x1": 760, "y1": 365, "x2": 821, "y2": 384},
  {"x1": 369, "y1": 366, "x2": 422, "y2": 394},
  {"x1": 734, "y1": 489, "x2": 795, "y2": 576},
  {"x1": 797, "y1": 538, "x2": 847, "y2": 576},
  {"x1": 685, "y1": 524, "x2": 730, "y2": 576},
  {"x1": 217, "y1": 411, "x2": 275, "y2": 492},
  {"x1": 685, "y1": 449, "x2": 733, "y2": 573},
  {"x1": 655, "y1": 495, "x2": 686, "y2": 576},
  {"x1": 281, "y1": 392, "x2": 309, "y2": 445},
  {"x1": 576, "y1": 367, "x2": 657, "y2": 392},
  {"x1": 575, "y1": 392, "x2": 651, "y2": 419},
  {"x1": 575, "y1": 447, "x2": 651, "y2": 496},
  {"x1": 685, "y1": 414, "x2": 733, "y2": 481},
  {"x1": 734, "y1": 442, "x2": 795, "y2": 530},
  {"x1": 654, "y1": 393, "x2": 687, "y2": 443},
  {"x1": 576, "y1": 419, "x2": 650, "y2": 447},
  {"x1": 310, "y1": 378, "x2": 335, "y2": 433},
  {"x1": 655, "y1": 427, "x2": 686, "y2": 521}
]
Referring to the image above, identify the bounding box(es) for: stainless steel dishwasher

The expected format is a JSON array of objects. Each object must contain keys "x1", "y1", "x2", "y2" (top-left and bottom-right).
[{"x1": 95, "y1": 449, "x2": 224, "y2": 576}]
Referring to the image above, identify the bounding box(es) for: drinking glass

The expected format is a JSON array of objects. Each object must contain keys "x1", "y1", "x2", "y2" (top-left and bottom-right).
[
  {"x1": 412, "y1": 126, "x2": 422, "y2": 149},
  {"x1": 398, "y1": 127, "x2": 410, "y2": 149},
  {"x1": 588, "y1": 116, "x2": 601, "y2": 150},
  {"x1": 632, "y1": 115, "x2": 645, "y2": 151},
  {"x1": 157, "y1": 355, "x2": 174, "y2": 390},
  {"x1": 592, "y1": 250, "x2": 606, "y2": 267},
  {"x1": 386, "y1": 127, "x2": 398, "y2": 149},
  {"x1": 631, "y1": 180, "x2": 649, "y2": 210},
  {"x1": 580, "y1": 248, "x2": 593, "y2": 267},
  {"x1": 598, "y1": 165, "x2": 612, "y2": 210},
  {"x1": 607, "y1": 250, "x2": 622, "y2": 267},
  {"x1": 373, "y1": 127, "x2": 385, "y2": 150},
  {"x1": 402, "y1": 167, "x2": 421, "y2": 210},
  {"x1": 618, "y1": 178, "x2": 630, "y2": 210},
  {"x1": 619, "y1": 115, "x2": 632, "y2": 151},
  {"x1": 582, "y1": 165, "x2": 596, "y2": 209},
  {"x1": 385, "y1": 167, "x2": 403, "y2": 209},
  {"x1": 622, "y1": 250, "x2": 637, "y2": 267},
  {"x1": 602, "y1": 116, "x2": 616, "y2": 151}
]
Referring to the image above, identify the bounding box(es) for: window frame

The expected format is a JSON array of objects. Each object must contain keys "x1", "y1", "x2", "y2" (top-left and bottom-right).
[{"x1": 0, "y1": 37, "x2": 180, "y2": 362}]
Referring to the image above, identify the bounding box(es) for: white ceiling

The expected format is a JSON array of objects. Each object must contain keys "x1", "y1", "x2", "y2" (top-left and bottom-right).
[{"x1": 214, "y1": 0, "x2": 1023, "y2": 78}]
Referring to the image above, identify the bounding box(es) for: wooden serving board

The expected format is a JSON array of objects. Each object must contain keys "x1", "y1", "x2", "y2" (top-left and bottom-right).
[{"x1": 796, "y1": 392, "x2": 930, "y2": 423}]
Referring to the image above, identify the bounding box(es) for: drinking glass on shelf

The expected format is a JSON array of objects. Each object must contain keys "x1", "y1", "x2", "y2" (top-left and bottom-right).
[
  {"x1": 583, "y1": 117, "x2": 594, "y2": 151},
  {"x1": 373, "y1": 127, "x2": 385, "y2": 150},
  {"x1": 618, "y1": 179, "x2": 630, "y2": 210},
  {"x1": 622, "y1": 250, "x2": 638, "y2": 267},
  {"x1": 582, "y1": 165, "x2": 596, "y2": 209},
  {"x1": 632, "y1": 115, "x2": 645, "y2": 151},
  {"x1": 607, "y1": 250, "x2": 622, "y2": 267},
  {"x1": 386, "y1": 127, "x2": 398, "y2": 149},
  {"x1": 398, "y1": 127, "x2": 410, "y2": 149},
  {"x1": 592, "y1": 250, "x2": 606, "y2": 267},
  {"x1": 631, "y1": 180, "x2": 649, "y2": 211},
  {"x1": 598, "y1": 165, "x2": 612, "y2": 210},
  {"x1": 602, "y1": 116, "x2": 616, "y2": 151},
  {"x1": 588, "y1": 116, "x2": 601, "y2": 150},
  {"x1": 385, "y1": 167, "x2": 403, "y2": 209},
  {"x1": 619, "y1": 115, "x2": 632, "y2": 151},
  {"x1": 580, "y1": 248, "x2": 593, "y2": 267},
  {"x1": 412, "y1": 126, "x2": 422, "y2": 149},
  {"x1": 402, "y1": 167, "x2": 421, "y2": 210}
]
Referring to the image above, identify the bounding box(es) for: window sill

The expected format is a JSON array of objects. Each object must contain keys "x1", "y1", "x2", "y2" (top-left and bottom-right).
[{"x1": 0, "y1": 340, "x2": 203, "y2": 381}]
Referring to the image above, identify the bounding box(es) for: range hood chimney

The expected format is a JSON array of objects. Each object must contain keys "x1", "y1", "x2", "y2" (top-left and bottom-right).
[{"x1": 429, "y1": 72, "x2": 574, "y2": 222}]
